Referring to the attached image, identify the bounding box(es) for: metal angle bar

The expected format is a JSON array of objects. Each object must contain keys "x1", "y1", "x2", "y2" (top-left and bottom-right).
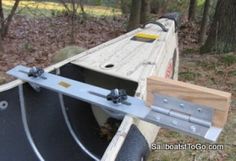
[
  {"x1": 145, "y1": 111, "x2": 210, "y2": 139},
  {"x1": 7, "y1": 65, "x2": 150, "y2": 118},
  {"x1": 7, "y1": 65, "x2": 222, "y2": 142}
]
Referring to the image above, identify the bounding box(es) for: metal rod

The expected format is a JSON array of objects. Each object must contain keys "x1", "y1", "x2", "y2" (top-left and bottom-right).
[
  {"x1": 19, "y1": 85, "x2": 45, "y2": 161},
  {"x1": 59, "y1": 94, "x2": 100, "y2": 161}
]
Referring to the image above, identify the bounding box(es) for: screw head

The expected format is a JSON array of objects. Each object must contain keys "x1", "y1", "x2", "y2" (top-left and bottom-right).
[
  {"x1": 179, "y1": 103, "x2": 184, "y2": 108},
  {"x1": 155, "y1": 116, "x2": 161, "y2": 121},
  {"x1": 163, "y1": 99, "x2": 168, "y2": 103},
  {"x1": 0, "y1": 101, "x2": 8, "y2": 111},
  {"x1": 197, "y1": 108, "x2": 202, "y2": 112},
  {"x1": 172, "y1": 120, "x2": 178, "y2": 125},
  {"x1": 190, "y1": 125, "x2": 196, "y2": 132}
]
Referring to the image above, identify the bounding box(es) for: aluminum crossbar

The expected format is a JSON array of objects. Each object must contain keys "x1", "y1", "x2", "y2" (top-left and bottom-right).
[{"x1": 7, "y1": 65, "x2": 222, "y2": 142}]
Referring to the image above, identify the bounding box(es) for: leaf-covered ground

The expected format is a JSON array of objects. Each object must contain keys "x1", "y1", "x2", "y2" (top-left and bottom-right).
[{"x1": 0, "y1": 15, "x2": 126, "y2": 83}]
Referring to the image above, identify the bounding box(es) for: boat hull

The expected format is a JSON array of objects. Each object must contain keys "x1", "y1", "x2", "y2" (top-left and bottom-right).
[{"x1": 0, "y1": 15, "x2": 180, "y2": 161}]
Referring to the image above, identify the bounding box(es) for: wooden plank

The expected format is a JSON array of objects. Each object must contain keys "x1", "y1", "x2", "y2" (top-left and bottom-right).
[
  {"x1": 71, "y1": 18, "x2": 174, "y2": 83},
  {"x1": 101, "y1": 116, "x2": 134, "y2": 161},
  {"x1": 101, "y1": 18, "x2": 178, "y2": 160},
  {"x1": 146, "y1": 76, "x2": 231, "y2": 127}
]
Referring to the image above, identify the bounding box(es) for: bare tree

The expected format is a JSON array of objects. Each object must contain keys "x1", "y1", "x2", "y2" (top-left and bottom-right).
[
  {"x1": 120, "y1": 0, "x2": 131, "y2": 14},
  {"x1": 60, "y1": 0, "x2": 85, "y2": 16},
  {"x1": 188, "y1": 0, "x2": 196, "y2": 21},
  {"x1": 0, "y1": 0, "x2": 20, "y2": 38},
  {"x1": 140, "y1": 0, "x2": 150, "y2": 25},
  {"x1": 59, "y1": 0, "x2": 86, "y2": 44},
  {"x1": 79, "y1": 0, "x2": 85, "y2": 15},
  {"x1": 202, "y1": 0, "x2": 236, "y2": 53},
  {"x1": 127, "y1": 0, "x2": 150, "y2": 31},
  {"x1": 199, "y1": 0, "x2": 210, "y2": 45},
  {"x1": 127, "y1": 0, "x2": 142, "y2": 31}
]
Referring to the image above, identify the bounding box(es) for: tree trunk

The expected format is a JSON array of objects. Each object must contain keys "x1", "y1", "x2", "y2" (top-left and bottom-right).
[
  {"x1": 140, "y1": 0, "x2": 150, "y2": 25},
  {"x1": 188, "y1": 0, "x2": 196, "y2": 21},
  {"x1": 70, "y1": 0, "x2": 77, "y2": 44},
  {"x1": 199, "y1": 0, "x2": 210, "y2": 45},
  {"x1": 79, "y1": 0, "x2": 86, "y2": 16},
  {"x1": 150, "y1": 0, "x2": 167, "y2": 15},
  {"x1": 201, "y1": 0, "x2": 236, "y2": 53},
  {"x1": 59, "y1": 0, "x2": 70, "y2": 12},
  {"x1": 1, "y1": 0, "x2": 20, "y2": 38},
  {"x1": 120, "y1": 0, "x2": 131, "y2": 14},
  {"x1": 0, "y1": 34, "x2": 4, "y2": 53},
  {"x1": 127, "y1": 0, "x2": 142, "y2": 31},
  {"x1": 0, "y1": 0, "x2": 4, "y2": 28},
  {"x1": 0, "y1": 0, "x2": 4, "y2": 52}
]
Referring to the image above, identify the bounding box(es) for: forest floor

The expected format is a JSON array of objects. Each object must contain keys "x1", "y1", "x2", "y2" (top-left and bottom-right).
[
  {"x1": 0, "y1": 13, "x2": 235, "y2": 161},
  {"x1": 0, "y1": 15, "x2": 126, "y2": 84}
]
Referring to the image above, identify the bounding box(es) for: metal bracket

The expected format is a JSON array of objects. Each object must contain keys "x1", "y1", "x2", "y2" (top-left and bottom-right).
[
  {"x1": 7, "y1": 65, "x2": 222, "y2": 142},
  {"x1": 106, "y1": 88, "x2": 128, "y2": 104},
  {"x1": 29, "y1": 83, "x2": 41, "y2": 92},
  {"x1": 145, "y1": 93, "x2": 218, "y2": 141}
]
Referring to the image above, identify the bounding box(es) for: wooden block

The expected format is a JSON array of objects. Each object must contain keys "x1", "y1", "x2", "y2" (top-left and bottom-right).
[{"x1": 146, "y1": 76, "x2": 231, "y2": 127}]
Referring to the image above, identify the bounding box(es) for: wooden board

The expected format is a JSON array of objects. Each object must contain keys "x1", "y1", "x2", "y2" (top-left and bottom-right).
[
  {"x1": 72, "y1": 18, "x2": 176, "y2": 87},
  {"x1": 146, "y1": 76, "x2": 231, "y2": 127},
  {"x1": 99, "y1": 18, "x2": 179, "y2": 161}
]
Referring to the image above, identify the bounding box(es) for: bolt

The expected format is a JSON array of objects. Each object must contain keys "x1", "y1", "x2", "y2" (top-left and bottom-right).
[
  {"x1": 190, "y1": 125, "x2": 196, "y2": 132},
  {"x1": 179, "y1": 103, "x2": 184, "y2": 108},
  {"x1": 114, "y1": 89, "x2": 119, "y2": 96},
  {"x1": 172, "y1": 120, "x2": 178, "y2": 125},
  {"x1": 163, "y1": 99, "x2": 168, "y2": 103},
  {"x1": 197, "y1": 108, "x2": 202, "y2": 112},
  {"x1": 155, "y1": 116, "x2": 161, "y2": 121}
]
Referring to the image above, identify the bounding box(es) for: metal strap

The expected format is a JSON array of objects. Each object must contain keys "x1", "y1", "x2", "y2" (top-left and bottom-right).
[{"x1": 7, "y1": 65, "x2": 222, "y2": 142}]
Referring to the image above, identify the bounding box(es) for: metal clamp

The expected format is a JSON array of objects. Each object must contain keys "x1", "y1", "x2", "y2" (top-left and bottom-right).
[
  {"x1": 106, "y1": 89, "x2": 128, "y2": 104},
  {"x1": 28, "y1": 67, "x2": 45, "y2": 79}
]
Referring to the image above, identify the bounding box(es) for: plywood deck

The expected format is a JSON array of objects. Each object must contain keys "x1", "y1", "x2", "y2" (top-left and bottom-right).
[{"x1": 72, "y1": 18, "x2": 176, "y2": 86}]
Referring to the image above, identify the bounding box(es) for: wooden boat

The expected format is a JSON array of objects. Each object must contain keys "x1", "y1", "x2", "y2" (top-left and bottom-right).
[{"x1": 0, "y1": 13, "x2": 187, "y2": 161}]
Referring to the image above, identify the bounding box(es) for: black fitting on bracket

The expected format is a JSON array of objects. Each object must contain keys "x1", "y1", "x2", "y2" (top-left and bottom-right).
[
  {"x1": 28, "y1": 67, "x2": 46, "y2": 79},
  {"x1": 106, "y1": 89, "x2": 128, "y2": 104}
]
